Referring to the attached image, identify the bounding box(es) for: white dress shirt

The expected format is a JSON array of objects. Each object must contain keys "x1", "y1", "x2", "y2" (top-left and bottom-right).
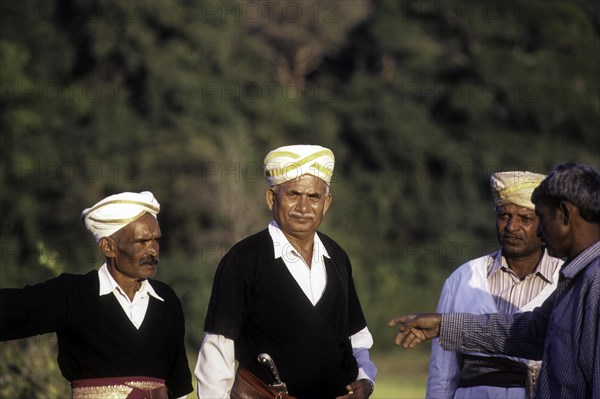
[{"x1": 98, "y1": 263, "x2": 164, "y2": 329}]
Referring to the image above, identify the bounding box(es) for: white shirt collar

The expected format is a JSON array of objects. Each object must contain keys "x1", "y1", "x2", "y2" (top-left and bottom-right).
[
  {"x1": 98, "y1": 263, "x2": 164, "y2": 302},
  {"x1": 268, "y1": 221, "x2": 330, "y2": 262}
]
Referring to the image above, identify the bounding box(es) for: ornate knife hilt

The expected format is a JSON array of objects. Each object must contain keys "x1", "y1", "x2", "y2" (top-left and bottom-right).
[{"x1": 257, "y1": 353, "x2": 289, "y2": 394}]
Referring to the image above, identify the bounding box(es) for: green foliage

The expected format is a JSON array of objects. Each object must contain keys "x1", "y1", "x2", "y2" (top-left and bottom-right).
[
  {"x1": 0, "y1": 336, "x2": 70, "y2": 399},
  {"x1": 1, "y1": 0, "x2": 598, "y2": 396}
]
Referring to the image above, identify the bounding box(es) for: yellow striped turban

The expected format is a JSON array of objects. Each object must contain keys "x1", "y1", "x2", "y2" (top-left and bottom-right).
[
  {"x1": 263, "y1": 145, "x2": 335, "y2": 186},
  {"x1": 490, "y1": 171, "x2": 546, "y2": 210},
  {"x1": 81, "y1": 191, "x2": 160, "y2": 242}
]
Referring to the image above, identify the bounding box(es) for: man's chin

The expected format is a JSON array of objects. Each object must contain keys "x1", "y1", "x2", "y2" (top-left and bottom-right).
[
  {"x1": 501, "y1": 244, "x2": 525, "y2": 256},
  {"x1": 140, "y1": 264, "x2": 158, "y2": 277},
  {"x1": 290, "y1": 220, "x2": 317, "y2": 230}
]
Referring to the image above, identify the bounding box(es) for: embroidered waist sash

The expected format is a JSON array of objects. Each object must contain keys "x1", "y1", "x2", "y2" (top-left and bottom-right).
[{"x1": 71, "y1": 376, "x2": 167, "y2": 399}]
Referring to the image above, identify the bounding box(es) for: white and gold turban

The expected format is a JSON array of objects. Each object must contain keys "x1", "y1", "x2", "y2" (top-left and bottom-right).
[
  {"x1": 81, "y1": 191, "x2": 160, "y2": 242},
  {"x1": 263, "y1": 144, "x2": 335, "y2": 186},
  {"x1": 490, "y1": 171, "x2": 546, "y2": 210}
]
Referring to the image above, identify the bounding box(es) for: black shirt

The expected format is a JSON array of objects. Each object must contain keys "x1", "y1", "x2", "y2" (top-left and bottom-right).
[{"x1": 0, "y1": 271, "x2": 193, "y2": 398}]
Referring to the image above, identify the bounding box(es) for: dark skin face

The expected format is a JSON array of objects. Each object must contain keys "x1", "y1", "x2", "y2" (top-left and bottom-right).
[
  {"x1": 496, "y1": 204, "x2": 542, "y2": 258},
  {"x1": 495, "y1": 204, "x2": 544, "y2": 278},
  {"x1": 265, "y1": 174, "x2": 332, "y2": 243},
  {"x1": 265, "y1": 174, "x2": 332, "y2": 266},
  {"x1": 99, "y1": 212, "x2": 161, "y2": 299},
  {"x1": 536, "y1": 200, "x2": 600, "y2": 260},
  {"x1": 537, "y1": 198, "x2": 600, "y2": 260},
  {"x1": 535, "y1": 202, "x2": 570, "y2": 259}
]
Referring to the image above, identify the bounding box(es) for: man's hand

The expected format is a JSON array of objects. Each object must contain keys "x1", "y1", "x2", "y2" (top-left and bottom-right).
[
  {"x1": 335, "y1": 378, "x2": 374, "y2": 399},
  {"x1": 388, "y1": 313, "x2": 442, "y2": 348}
]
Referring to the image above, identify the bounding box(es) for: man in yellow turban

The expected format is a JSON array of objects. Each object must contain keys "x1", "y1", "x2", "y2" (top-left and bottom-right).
[
  {"x1": 196, "y1": 145, "x2": 377, "y2": 399},
  {"x1": 416, "y1": 171, "x2": 563, "y2": 399},
  {"x1": 390, "y1": 162, "x2": 600, "y2": 399},
  {"x1": 0, "y1": 192, "x2": 193, "y2": 399},
  {"x1": 263, "y1": 144, "x2": 335, "y2": 186}
]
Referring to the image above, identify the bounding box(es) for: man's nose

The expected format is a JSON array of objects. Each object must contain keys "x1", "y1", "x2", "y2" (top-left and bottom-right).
[
  {"x1": 296, "y1": 195, "x2": 309, "y2": 212},
  {"x1": 505, "y1": 217, "x2": 518, "y2": 231},
  {"x1": 148, "y1": 241, "x2": 159, "y2": 256}
]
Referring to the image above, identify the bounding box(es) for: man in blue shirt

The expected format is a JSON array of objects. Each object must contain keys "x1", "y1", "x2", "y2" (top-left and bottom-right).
[{"x1": 389, "y1": 162, "x2": 600, "y2": 399}]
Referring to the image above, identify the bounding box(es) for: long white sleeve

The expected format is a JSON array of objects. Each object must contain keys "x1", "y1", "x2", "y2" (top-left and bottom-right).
[{"x1": 195, "y1": 333, "x2": 236, "y2": 399}]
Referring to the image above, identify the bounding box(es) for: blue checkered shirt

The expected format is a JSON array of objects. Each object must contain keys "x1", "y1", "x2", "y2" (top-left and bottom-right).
[{"x1": 440, "y1": 240, "x2": 600, "y2": 399}]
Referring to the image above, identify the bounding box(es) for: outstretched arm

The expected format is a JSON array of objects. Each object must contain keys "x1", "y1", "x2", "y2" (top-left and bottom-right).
[
  {"x1": 388, "y1": 313, "x2": 442, "y2": 349},
  {"x1": 1, "y1": 278, "x2": 68, "y2": 341},
  {"x1": 392, "y1": 310, "x2": 548, "y2": 360}
]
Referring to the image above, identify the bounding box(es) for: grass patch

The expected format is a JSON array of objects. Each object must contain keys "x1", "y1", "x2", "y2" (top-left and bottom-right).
[{"x1": 370, "y1": 347, "x2": 430, "y2": 398}]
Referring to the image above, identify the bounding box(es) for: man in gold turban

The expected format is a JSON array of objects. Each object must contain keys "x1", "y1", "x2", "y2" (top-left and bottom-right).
[
  {"x1": 420, "y1": 171, "x2": 563, "y2": 399},
  {"x1": 390, "y1": 162, "x2": 600, "y2": 399},
  {"x1": 196, "y1": 145, "x2": 377, "y2": 399},
  {"x1": 0, "y1": 191, "x2": 193, "y2": 399}
]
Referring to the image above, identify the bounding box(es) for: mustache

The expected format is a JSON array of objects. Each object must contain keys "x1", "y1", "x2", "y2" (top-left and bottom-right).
[
  {"x1": 289, "y1": 211, "x2": 316, "y2": 219},
  {"x1": 501, "y1": 231, "x2": 526, "y2": 241},
  {"x1": 139, "y1": 256, "x2": 159, "y2": 266}
]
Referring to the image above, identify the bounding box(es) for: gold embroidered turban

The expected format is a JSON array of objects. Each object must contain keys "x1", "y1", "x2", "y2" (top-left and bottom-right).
[
  {"x1": 81, "y1": 191, "x2": 160, "y2": 242},
  {"x1": 263, "y1": 144, "x2": 335, "y2": 186},
  {"x1": 490, "y1": 171, "x2": 546, "y2": 210}
]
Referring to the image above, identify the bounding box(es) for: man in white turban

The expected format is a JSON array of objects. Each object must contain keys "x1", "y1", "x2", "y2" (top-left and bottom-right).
[
  {"x1": 81, "y1": 191, "x2": 160, "y2": 242},
  {"x1": 0, "y1": 191, "x2": 193, "y2": 399},
  {"x1": 423, "y1": 171, "x2": 562, "y2": 399},
  {"x1": 196, "y1": 145, "x2": 377, "y2": 399}
]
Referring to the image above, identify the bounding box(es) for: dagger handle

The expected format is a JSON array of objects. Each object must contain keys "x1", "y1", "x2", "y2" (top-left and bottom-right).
[{"x1": 257, "y1": 353, "x2": 283, "y2": 384}]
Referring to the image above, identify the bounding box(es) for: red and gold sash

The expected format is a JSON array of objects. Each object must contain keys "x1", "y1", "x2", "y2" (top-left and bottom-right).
[{"x1": 71, "y1": 376, "x2": 167, "y2": 399}]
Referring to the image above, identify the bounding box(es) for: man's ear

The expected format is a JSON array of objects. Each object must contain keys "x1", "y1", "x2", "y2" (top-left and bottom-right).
[
  {"x1": 559, "y1": 201, "x2": 571, "y2": 225},
  {"x1": 322, "y1": 192, "x2": 332, "y2": 216},
  {"x1": 99, "y1": 237, "x2": 118, "y2": 258},
  {"x1": 265, "y1": 187, "x2": 275, "y2": 211}
]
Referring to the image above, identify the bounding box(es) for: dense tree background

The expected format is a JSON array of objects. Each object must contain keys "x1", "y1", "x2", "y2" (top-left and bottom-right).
[{"x1": 1, "y1": 0, "x2": 598, "y2": 397}]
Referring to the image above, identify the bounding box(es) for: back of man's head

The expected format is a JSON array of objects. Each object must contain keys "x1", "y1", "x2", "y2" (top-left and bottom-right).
[{"x1": 532, "y1": 162, "x2": 600, "y2": 223}]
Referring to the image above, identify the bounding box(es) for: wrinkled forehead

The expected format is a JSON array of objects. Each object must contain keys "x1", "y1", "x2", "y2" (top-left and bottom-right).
[
  {"x1": 116, "y1": 212, "x2": 161, "y2": 238},
  {"x1": 277, "y1": 174, "x2": 329, "y2": 192},
  {"x1": 496, "y1": 203, "x2": 537, "y2": 215}
]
